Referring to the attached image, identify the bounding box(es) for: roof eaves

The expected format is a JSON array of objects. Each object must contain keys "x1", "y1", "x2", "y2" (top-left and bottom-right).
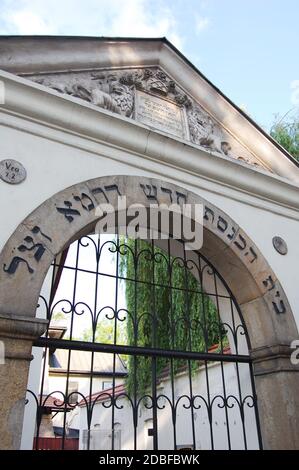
[
  {"x1": 0, "y1": 35, "x2": 296, "y2": 167},
  {"x1": 161, "y1": 37, "x2": 299, "y2": 168}
]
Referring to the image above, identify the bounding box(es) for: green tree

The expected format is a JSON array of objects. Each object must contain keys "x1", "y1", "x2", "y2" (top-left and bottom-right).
[
  {"x1": 270, "y1": 112, "x2": 299, "y2": 160},
  {"x1": 80, "y1": 318, "x2": 127, "y2": 344},
  {"x1": 52, "y1": 311, "x2": 67, "y2": 322},
  {"x1": 119, "y1": 238, "x2": 224, "y2": 396}
]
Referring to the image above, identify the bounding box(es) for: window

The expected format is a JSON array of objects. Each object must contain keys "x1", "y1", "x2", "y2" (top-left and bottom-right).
[{"x1": 102, "y1": 381, "x2": 113, "y2": 390}]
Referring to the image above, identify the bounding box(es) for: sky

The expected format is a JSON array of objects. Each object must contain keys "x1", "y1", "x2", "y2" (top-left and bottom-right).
[
  {"x1": 0, "y1": 0, "x2": 298, "y2": 130},
  {"x1": 40, "y1": 234, "x2": 127, "y2": 339}
]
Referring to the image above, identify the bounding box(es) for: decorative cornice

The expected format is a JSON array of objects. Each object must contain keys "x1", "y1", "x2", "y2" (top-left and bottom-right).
[
  {"x1": 25, "y1": 66, "x2": 264, "y2": 170},
  {"x1": 0, "y1": 312, "x2": 48, "y2": 340},
  {"x1": 0, "y1": 69, "x2": 299, "y2": 213},
  {"x1": 251, "y1": 344, "x2": 299, "y2": 376},
  {"x1": 0, "y1": 36, "x2": 298, "y2": 182}
]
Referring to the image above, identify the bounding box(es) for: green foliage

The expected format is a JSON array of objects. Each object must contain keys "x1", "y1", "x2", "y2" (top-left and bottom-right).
[
  {"x1": 119, "y1": 238, "x2": 224, "y2": 396},
  {"x1": 50, "y1": 311, "x2": 70, "y2": 340},
  {"x1": 52, "y1": 311, "x2": 67, "y2": 322},
  {"x1": 75, "y1": 314, "x2": 128, "y2": 364},
  {"x1": 270, "y1": 114, "x2": 299, "y2": 161},
  {"x1": 79, "y1": 318, "x2": 127, "y2": 344}
]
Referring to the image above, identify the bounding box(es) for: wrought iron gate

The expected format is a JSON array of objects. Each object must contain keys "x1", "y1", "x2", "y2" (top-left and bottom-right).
[{"x1": 24, "y1": 234, "x2": 262, "y2": 450}]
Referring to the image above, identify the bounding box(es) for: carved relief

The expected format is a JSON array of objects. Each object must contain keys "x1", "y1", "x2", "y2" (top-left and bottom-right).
[
  {"x1": 55, "y1": 184, "x2": 122, "y2": 224},
  {"x1": 140, "y1": 183, "x2": 187, "y2": 205},
  {"x1": 187, "y1": 105, "x2": 235, "y2": 157},
  {"x1": 3, "y1": 226, "x2": 51, "y2": 275},
  {"x1": 28, "y1": 67, "x2": 265, "y2": 169},
  {"x1": 34, "y1": 73, "x2": 134, "y2": 117}
]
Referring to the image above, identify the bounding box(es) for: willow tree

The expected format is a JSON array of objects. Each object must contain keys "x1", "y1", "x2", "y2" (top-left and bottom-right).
[{"x1": 119, "y1": 238, "x2": 223, "y2": 396}]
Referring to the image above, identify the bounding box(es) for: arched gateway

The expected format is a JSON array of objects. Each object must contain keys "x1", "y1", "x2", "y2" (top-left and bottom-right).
[
  {"x1": 0, "y1": 175, "x2": 298, "y2": 450},
  {"x1": 1, "y1": 36, "x2": 299, "y2": 451}
]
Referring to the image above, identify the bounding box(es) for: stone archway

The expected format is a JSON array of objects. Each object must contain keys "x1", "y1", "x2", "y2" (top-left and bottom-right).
[{"x1": 0, "y1": 175, "x2": 298, "y2": 449}]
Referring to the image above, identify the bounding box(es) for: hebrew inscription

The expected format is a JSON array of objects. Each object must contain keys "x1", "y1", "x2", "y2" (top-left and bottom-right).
[
  {"x1": 3, "y1": 226, "x2": 51, "y2": 274},
  {"x1": 1, "y1": 178, "x2": 288, "y2": 318},
  {"x1": 204, "y1": 206, "x2": 238, "y2": 244},
  {"x1": 56, "y1": 185, "x2": 122, "y2": 222},
  {"x1": 135, "y1": 90, "x2": 188, "y2": 139},
  {"x1": 263, "y1": 275, "x2": 275, "y2": 291},
  {"x1": 140, "y1": 184, "x2": 187, "y2": 205},
  {"x1": 272, "y1": 296, "x2": 286, "y2": 314},
  {"x1": 262, "y1": 275, "x2": 286, "y2": 314}
]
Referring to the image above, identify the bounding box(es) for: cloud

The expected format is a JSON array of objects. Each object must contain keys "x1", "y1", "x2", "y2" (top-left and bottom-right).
[
  {"x1": 4, "y1": 10, "x2": 55, "y2": 35},
  {"x1": 195, "y1": 15, "x2": 210, "y2": 33},
  {"x1": 0, "y1": 0, "x2": 184, "y2": 50}
]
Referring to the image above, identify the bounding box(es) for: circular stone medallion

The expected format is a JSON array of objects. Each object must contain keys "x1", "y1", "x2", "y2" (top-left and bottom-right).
[
  {"x1": 272, "y1": 236, "x2": 288, "y2": 255},
  {"x1": 0, "y1": 159, "x2": 27, "y2": 184}
]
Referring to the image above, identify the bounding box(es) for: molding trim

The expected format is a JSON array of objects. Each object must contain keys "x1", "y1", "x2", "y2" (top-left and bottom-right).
[
  {"x1": 0, "y1": 37, "x2": 298, "y2": 181},
  {"x1": 0, "y1": 69, "x2": 299, "y2": 213},
  {"x1": 251, "y1": 344, "x2": 299, "y2": 376},
  {"x1": 0, "y1": 313, "x2": 48, "y2": 340}
]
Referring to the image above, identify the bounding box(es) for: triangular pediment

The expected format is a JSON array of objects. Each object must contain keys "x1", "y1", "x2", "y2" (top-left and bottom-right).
[
  {"x1": 26, "y1": 66, "x2": 263, "y2": 169},
  {"x1": 0, "y1": 36, "x2": 298, "y2": 181}
]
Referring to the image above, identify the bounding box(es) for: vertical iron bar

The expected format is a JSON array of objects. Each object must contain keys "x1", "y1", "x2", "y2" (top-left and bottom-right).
[
  {"x1": 133, "y1": 237, "x2": 138, "y2": 450},
  {"x1": 87, "y1": 234, "x2": 101, "y2": 450},
  {"x1": 111, "y1": 233, "x2": 120, "y2": 450},
  {"x1": 249, "y1": 361, "x2": 263, "y2": 450},
  {"x1": 183, "y1": 245, "x2": 196, "y2": 450},
  {"x1": 168, "y1": 239, "x2": 177, "y2": 450},
  {"x1": 151, "y1": 239, "x2": 158, "y2": 450},
  {"x1": 35, "y1": 259, "x2": 57, "y2": 449},
  {"x1": 61, "y1": 240, "x2": 80, "y2": 450},
  {"x1": 212, "y1": 269, "x2": 231, "y2": 450},
  {"x1": 229, "y1": 298, "x2": 247, "y2": 449},
  {"x1": 198, "y1": 255, "x2": 214, "y2": 449},
  {"x1": 204, "y1": 359, "x2": 214, "y2": 449}
]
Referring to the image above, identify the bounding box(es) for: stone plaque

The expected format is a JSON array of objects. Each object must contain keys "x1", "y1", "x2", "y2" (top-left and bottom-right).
[
  {"x1": 0, "y1": 159, "x2": 27, "y2": 184},
  {"x1": 135, "y1": 90, "x2": 189, "y2": 139}
]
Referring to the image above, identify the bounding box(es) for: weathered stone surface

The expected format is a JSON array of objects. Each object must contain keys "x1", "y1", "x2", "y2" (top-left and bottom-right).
[
  {"x1": 0, "y1": 159, "x2": 27, "y2": 185},
  {"x1": 0, "y1": 223, "x2": 54, "y2": 317},
  {"x1": 230, "y1": 227, "x2": 278, "y2": 296},
  {"x1": 0, "y1": 314, "x2": 47, "y2": 450},
  {"x1": 252, "y1": 346, "x2": 299, "y2": 449},
  {"x1": 26, "y1": 67, "x2": 265, "y2": 169},
  {"x1": 262, "y1": 279, "x2": 297, "y2": 342},
  {"x1": 0, "y1": 350, "x2": 30, "y2": 450},
  {"x1": 201, "y1": 203, "x2": 239, "y2": 250}
]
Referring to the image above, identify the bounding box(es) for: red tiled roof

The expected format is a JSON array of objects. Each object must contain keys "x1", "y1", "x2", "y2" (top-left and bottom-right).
[
  {"x1": 39, "y1": 395, "x2": 73, "y2": 410},
  {"x1": 208, "y1": 344, "x2": 231, "y2": 354}
]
